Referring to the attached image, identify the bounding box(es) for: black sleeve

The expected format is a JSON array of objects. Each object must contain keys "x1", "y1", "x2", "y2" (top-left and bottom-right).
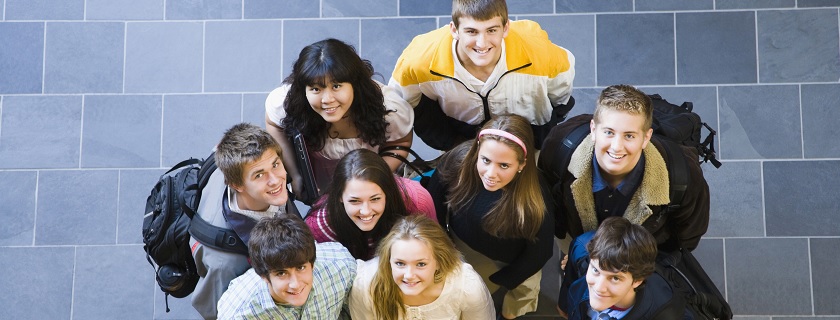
[
  {"x1": 426, "y1": 169, "x2": 450, "y2": 227},
  {"x1": 413, "y1": 94, "x2": 475, "y2": 151}
]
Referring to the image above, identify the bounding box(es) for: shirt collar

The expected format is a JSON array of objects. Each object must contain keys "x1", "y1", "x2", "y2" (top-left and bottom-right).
[{"x1": 592, "y1": 154, "x2": 646, "y2": 196}]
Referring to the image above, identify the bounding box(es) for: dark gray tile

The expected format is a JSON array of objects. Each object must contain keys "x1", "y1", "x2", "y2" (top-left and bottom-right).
[
  {"x1": 635, "y1": 0, "x2": 712, "y2": 10},
  {"x1": 119, "y1": 169, "x2": 166, "y2": 244},
  {"x1": 74, "y1": 245, "x2": 154, "y2": 319},
  {"x1": 205, "y1": 20, "x2": 283, "y2": 92},
  {"x1": 726, "y1": 238, "x2": 811, "y2": 315},
  {"x1": 243, "y1": 93, "x2": 268, "y2": 127},
  {"x1": 802, "y1": 84, "x2": 840, "y2": 158},
  {"x1": 125, "y1": 22, "x2": 203, "y2": 93},
  {"x1": 524, "y1": 15, "x2": 596, "y2": 88},
  {"x1": 0, "y1": 95, "x2": 82, "y2": 169},
  {"x1": 0, "y1": 22, "x2": 44, "y2": 94},
  {"x1": 676, "y1": 12, "x2": 757, "y2": 84},
  {"x1": 324, "y1": 0, "x2": 397, "y2": 17},
  {"x1": 718, "y1": 85, "x2": 801, "y2": 159},
  {"x1": 564, "y1": 87, "x2": 603, "y2": 118},
  {"x1": 244, "y1": 0, "x2": 318, "y2": 19},
  {"x1": 715, "y1": 0, "x2": 795, "y2": 9},
  {"x1": 692, "y1": 238, "x2": 725, "y2": 294},
  {"x1": 361, "y1": 18, "x2": 437, "y2": 82},
  {"x1": 282, "y1": 20, "x2": 360, "y2": 80},
  {"x1": 5, "y1": 0, "x2": 84, "y2": 20},
  {"x1": 701, "y1": 162, "x2": 764, "y2": 237},
  {"x1": 165, "y1": 0, "x2": 241, "y2": 20},
  {"x1": 764, "y1": 161, "x2": 840, "y2": 237},
  {"x1": 734, "y1": 317, "x2": 770, "y2": 320},
  {"x1": 37, "y1": 170, "x2": 119, "y2": 245},
  {"x1": 0, "y1": 247, "x2": 74, "y2": 320},
  {"x1": 154, "y1": 290, "x2": 203, "y2": 319},
  {"x1": 597, "y1": 13, "x2": 675, "y2": 86},
  {"x1": 556, "y1": 0, "x2": 632, "y2": 13},
  {"x1": 44, "y1": 22, "x2": 124, "y2": 94},
  {"x1": 758, "y1": 10, "x2": 840, "y2": 83},
  {"x1": 399, "y1": 0, "x2": 450, "y2": 16},
  {"x1": 508, "y1": 0, "x2": 554, "y2": 14},
  {"x1": 811, "y1": 238, "x2": 840, "y2": 315},
  {"x1": 798, "y1": 0, "x2": 840, "y2": 7},
  {"x1": 82, "y1": 95, "x2": 162, "y2": 168},
  {"x1": 0, "y1": 171, "x2": 37, "y2": 246},
  {"x1": 161, "y1": 94, "x2": 242, "y2": 166},
  {"x1": 86, "y1": 0, "x2": 164, "y2": 20}
]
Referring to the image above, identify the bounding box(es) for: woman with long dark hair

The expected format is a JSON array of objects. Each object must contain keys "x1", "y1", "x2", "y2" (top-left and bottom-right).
[
  {"x1": 427, "y1": 114, "x2": 555, "y2": 319},
  {"x1": 304, "y1": 149, "x2": 435, "y2": 260},
  {"x1": 265, "y1": 38, "x2": 413, "y2": 198}
]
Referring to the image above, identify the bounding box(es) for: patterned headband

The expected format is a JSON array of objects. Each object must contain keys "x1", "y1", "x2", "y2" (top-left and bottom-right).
[{"x1": 478, "y1": 129, "x2": 528, "y2": 158}]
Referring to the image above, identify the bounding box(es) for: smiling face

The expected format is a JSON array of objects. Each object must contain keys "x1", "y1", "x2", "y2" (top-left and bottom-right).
[
  {"x1": 232, "y1": 149, "x2": 288, "y2": 211},
  {"x1": 342, "y1": 178, "x2": 386, "y2": 232},
  {"x1": 263, "y1": 263, "x2": 314, "y2": 307},
  {"x1": 390, "y1": 239, "x2": 440, "y2": 300},
  {"x1": 450, "y1": 16, "x2": 509, "y2": 77},
  {"x1": 590, "y1": 109, "x2": 653, "y2": 187},
  {"x1": 586, "y1": 259, "x2": 643, "y2": 312},
  {"x1": 476, "y1": 139, "x2": 524, "y2": 192},
  {"x1": 305, "y1": 77, "x2": 354, "y2": 124}
]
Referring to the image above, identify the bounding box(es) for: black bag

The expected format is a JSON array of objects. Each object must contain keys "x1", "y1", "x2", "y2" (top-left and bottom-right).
[
  {"x1": 286, "y1": 128, "x2": 319, "y2": 205},
  {"x1": 142, "y1": 152, "x2": 248, "y2": 312},
  {"x1": 379, "y1": 145, "x2": 436, "y2": 187},
  {"x1": 649, "y1": 94, "x2": 721, "y2": 168},
  {"x1": 657, "y1": 249, "x2": 734, "y2": 320}
]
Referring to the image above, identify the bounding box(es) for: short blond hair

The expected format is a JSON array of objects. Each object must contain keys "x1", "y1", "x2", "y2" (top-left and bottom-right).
[{"x1": 593, "y1": 84, "x2": 653, "y2": 131}]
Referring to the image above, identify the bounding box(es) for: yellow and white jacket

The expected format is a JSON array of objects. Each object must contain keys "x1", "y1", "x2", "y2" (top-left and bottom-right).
[{"x1": 389, "y1": 20, "x2": 575, "y2": 149}]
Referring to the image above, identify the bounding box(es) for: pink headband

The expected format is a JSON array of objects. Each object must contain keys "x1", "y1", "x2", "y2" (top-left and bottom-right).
[{"x1": 478, "y1": 129, "x2": 528, "y2": 158}]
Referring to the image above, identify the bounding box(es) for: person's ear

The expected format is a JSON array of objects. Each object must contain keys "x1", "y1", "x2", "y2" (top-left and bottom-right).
[
  {"x1": 502, "y1": 19, "x2": 510, "y2": 38},
  {"x1": 632, "y1": 278, "x2": 643, "y2": 289},
  {"x1": 450, "y1": 21, "x2": 459, "y2": 40},
  {"x1": 590, "y1": 119, "x2": 597, "y2": 141},
  {"x1": 641, "y1": 127, "x2": 653, "y2": 149},
  {"x1": 230, "y1": 183, "x2": 245, "y2": 194}
]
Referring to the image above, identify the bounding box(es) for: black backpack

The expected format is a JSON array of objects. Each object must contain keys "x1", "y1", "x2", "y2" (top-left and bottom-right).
[{"x1": 142, "y1": 152, "x2": 248, "y2": 312}]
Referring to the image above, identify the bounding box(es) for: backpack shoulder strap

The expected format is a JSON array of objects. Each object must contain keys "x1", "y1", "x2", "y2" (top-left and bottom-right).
[
  {"x1": 555, "y1": 123, "x2": 590, "y2": 180},
  {"x1": 188, "y1": 189, "x2": 249, "y2": 256},
  {"x1": 197, "y1": 151, "x2": 217, "y2": 190},
  {"x1": 659, "y1": 138, "x2": 689, "y2": 212}
]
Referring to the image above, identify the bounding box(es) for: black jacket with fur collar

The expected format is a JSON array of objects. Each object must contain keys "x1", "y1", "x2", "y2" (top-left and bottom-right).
[{"x1": 539, "y1": 114, "x2": 710, "y2": 251}]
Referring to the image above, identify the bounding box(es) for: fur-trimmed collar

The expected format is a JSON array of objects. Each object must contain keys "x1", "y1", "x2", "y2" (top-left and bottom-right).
[{"x1": 568, "y1": 134, "x2": 670, "y2": 231}]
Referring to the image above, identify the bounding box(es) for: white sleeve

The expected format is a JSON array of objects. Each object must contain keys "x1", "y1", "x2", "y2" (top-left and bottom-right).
[
  {"x1": 380, "y1": 81, "x2": 414, "y2": 141},
  {"x1": 547, "y1": 46, "x2": 575, "y2": 107},
  {"x1": 348, "y1": 259, "x2": 378, "y2": 320},
  {"x1": 265, "y1": 84, "x2": 291, "y2": 127},
  {"x1": 459, "y1": 263, "x2": 497, "y2": 319}
]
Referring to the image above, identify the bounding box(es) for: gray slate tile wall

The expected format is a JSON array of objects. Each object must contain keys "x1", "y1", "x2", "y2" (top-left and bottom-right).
[{"x1": 0, "y1": 1, "x2": 838, "y2": 318}]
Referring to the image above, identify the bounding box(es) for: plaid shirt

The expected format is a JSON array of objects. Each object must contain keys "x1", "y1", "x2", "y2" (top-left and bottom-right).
[{"x1": 217, "y1": 242, "x2": 357, "y2": 320}]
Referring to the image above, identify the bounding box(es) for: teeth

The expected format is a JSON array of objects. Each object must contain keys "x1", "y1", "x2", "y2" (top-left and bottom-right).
[
  {"x1": 475, "y1": 48, "x2": 489, "y2": 54},
  {"x1": 607, "y1": 152, "x2": 625, "y2": 160},
  {"x1": 359, "y1": 215, "x2": 375, "y2": 222},
  {"x1": 268, "y1": 186, "x2": 282, "y2": 194}
]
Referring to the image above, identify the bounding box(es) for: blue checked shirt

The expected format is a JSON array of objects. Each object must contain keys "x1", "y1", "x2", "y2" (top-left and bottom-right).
[{"x1": 217, "y1": 242, "x2": 357, "y2": 320}]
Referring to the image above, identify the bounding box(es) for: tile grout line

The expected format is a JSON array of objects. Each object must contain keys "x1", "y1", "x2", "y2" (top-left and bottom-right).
[
  {"x1": 593, "y1": 15, "x2": 598, "y2": 86},
  {"x1": 760, "y1": 161, "x2": 766, "y2": 237},
  {"x1": 201, "y1": 21, "x2": 206, "y2": 93},
  {"x1": 42, "y1": 22, "x2": 47, "y2": 94},
  {"x1": 807, "y1": 238, "x2": 815, "y2": 315},
  {"x1": 673, "y1": 12, "x2": 677, "y2": 85},
  {"x1": 160, "y1": 96, "x2": 165, "y2": 167},
  {"x1": 79, "y1": 95, "x2": 85, "y2": 168},
  {"x1": 115, "y1": 170, "x2": 121, "y2": 244},
  {"x1": 715, "y1": 86, "x2": 722, "y2": 159},
  {"x1": 798, "y1": 84, "x2": 804, "y2": 159},
  {"x1": 122, "y1": 22, "x2": 127, "y2": 94},
  {"x1": 754, "y1": 10, "x2": 760, "y2": 83},
  {"x1": 32, "y1": 171, "x2": 39, "y2": 246},
  {"x1": 721, "y1": 238, "x2": 727, "y2": 303},
  {"x1": 70, "y1": 246, "x2": 77, "y2": 320}
]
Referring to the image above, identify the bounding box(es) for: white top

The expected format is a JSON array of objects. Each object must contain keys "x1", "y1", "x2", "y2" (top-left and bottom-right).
[
  {"x1": 349, "y1": 258, "x2": 496, "y2": 320},
  {"x1": 265, "y1": 80, "x2": 414, "y2": 160}
]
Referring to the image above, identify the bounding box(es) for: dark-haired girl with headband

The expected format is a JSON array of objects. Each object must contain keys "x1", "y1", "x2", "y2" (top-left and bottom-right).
[{"x1": 427, "y1": 114, "x2": 555, "y2": 319}]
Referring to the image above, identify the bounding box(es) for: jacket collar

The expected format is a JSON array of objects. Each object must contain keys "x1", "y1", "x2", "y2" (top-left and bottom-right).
[{"x1": 568, "y1": 134, "x2": 670, "y2": 231}]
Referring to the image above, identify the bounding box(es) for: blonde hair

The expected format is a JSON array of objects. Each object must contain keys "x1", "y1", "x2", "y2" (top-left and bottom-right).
[
  {"x1": 447, "y1": 114, "x2": 545, "y2": 241},
  {"x1": 593, "y1": 84, "x2": 653, "y2": 131},
  {"x1": 370, "y1": 216, "x2": 462, "y2": 319}
]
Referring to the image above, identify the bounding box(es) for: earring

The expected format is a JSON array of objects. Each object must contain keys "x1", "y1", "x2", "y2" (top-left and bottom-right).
[
  {"x1": 434, "y1": 269, "x2": 443, "y2": 283},
  {"x1": 517, "y1": 170, "x2": 522, "y2": 174}
]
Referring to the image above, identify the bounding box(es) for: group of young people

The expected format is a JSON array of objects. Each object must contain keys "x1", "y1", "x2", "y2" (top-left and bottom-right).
[{"x1": 182, "y1": 0, "x2": 711, "y2": 319}]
